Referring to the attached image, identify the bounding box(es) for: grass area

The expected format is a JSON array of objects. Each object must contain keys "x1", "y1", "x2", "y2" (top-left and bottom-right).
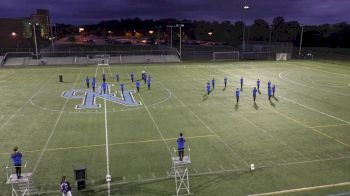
[{"x1": 0, "y1": 60, "x2": 350, "y2": 195}]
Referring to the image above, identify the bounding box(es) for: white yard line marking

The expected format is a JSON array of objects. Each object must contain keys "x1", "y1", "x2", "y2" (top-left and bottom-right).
[
  {"x1": 308, "y1": 124, "x2": 349, "y2": 128},
  {"x1": 104, "y1": 99, "x2": 111, "y2": 196},
  {"x1": 0, "y1": 74, "x2": 56, "y2": 132},
  {"x1": 33, "y1": 72, "x2": 81, "y2": 174},
  {"x1": 278, "y1": 95, "x2": 350, "y2": 125},
  {"x1": 137, "y1": 93, "x2": 172, "y2": 154},
  {"x1": 248, "y1": 181, "x2": 350, "y2": 196},
  {"x1": 0, "y1": 134, "x2": 215, "y2": 155}
]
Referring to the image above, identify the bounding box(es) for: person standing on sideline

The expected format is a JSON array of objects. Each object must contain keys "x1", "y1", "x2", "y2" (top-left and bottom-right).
[
  {"x1": 92, "y1": 77, "x2": 96, "y2": 92},
  {"x1": 212, "y1": 77, "x2": 215, "y2": 89},
  {"x1": 224, "y1": 76, "x2": 227, "y2": 88},
  {"x1": 115, "y1": 73, "x2": 119, "y2": 82},
  {"x1": 120, "y1": 83, "x2": 125, "y2": 94},
  {"x1": 147, "y1": 75, "x2": 151, "y2": 90},
  {"x1": 207, "y1": 81, "x2": 211, "y2": 95},
  {"x1": 240, "y1": 77, "x2": 244, "y2": 89},
  {"x1": 85, "y1": 76, "x2": 90, "y2": 89},
  {"x1": 257, "y1": 79, "x2": 260, "y2": 91},
  {"x1": 177, "y1": 133, "x2": 186, "y2": 161},
  {"x1": 235, "y1": 88, "x2": 240, "y2": 103},
  {"x1": 131, "y1": 72, "x2": 134, "y2": 83},
  {"x1": 60, "y1": 176, "x2": 72, "y2": 196},
  {"x1": 253, "y1": 87, "x2": 258, "y2": 102},
  {"x1": 272, "y1": 84, "x2": 276, "y2": 96},
  {"x1": 136, "y1": 80, "x2": 140, "y2": 92},
  {"x1": 11, "y1": 146, "x2": 22, "y2": 179}
]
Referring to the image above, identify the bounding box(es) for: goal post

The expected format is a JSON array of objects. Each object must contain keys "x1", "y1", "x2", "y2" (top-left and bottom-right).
[
  {"x1": 94, "y1": 54, "x2": 110, "y2": 66},
  {"x1": 213, "y1": 51, "x2": 240, "y2": 61},
  {"x1": 276, "y1": 53, "x2": 288, "y2": 61}
]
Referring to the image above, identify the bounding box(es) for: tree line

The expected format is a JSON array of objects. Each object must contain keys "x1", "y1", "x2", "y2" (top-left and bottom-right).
[{"x1": 59, "y1": 16, "x2": 349, "y2": 48}]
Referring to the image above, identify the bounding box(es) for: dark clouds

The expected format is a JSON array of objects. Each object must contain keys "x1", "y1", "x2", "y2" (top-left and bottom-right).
[{"x1": 0, "y1": 0, "x2": 349, "y2": 25}]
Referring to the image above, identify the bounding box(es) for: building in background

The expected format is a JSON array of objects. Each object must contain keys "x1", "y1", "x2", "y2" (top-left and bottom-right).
[{"x1": 0, "y1": 9, "x2": 50, "y2": 48}]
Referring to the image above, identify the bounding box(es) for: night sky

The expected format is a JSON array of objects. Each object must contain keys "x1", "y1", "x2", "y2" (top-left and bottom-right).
[{"x1": 0, "y1": 0, "x2": 349, "y2": 25}]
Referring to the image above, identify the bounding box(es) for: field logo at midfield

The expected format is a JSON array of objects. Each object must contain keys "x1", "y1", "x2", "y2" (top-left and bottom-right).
[{"x1": 62, "y1": 88, "x2": 141, "y2": 109}]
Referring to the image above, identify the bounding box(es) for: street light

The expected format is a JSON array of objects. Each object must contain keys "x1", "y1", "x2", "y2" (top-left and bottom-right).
[
  {"x1": 208, "y1": 32, "x2": 213, "y2": 36},
  {"x1": 29, "y1": 22, "x2": 39, "y2": 59},
  {"x1": 176, "y1": 24, "x2": 184, "y2": 58},
  {"x1": 11, "y1": 32, "x2": 17, "y2": 36},
  {"x1": 167, "y1": 25, "x2": 175, "y2": 47},
  {"x1": 242, "y1": 2, "x2": 249, "y2": 51},
  {"x1": 299, "y1": 24, "x2": 304, "y2": 57},
  {"x1": 148, "y1": 30, "x2": 154, "y2": 34}
]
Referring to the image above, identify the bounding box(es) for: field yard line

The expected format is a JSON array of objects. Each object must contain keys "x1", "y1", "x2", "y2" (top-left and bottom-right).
[
  {"x1": 239, "y1": 115, "x2": 306, "y2": 157},
  {"x1": 0, "y1": 134, "x2": 215, "y2": 155},
  {"x1": 278, "y1": 71, "x2": 350, "y2": 97},
  {"x1": 146, "y1": 70, "x2": 249, "y2": 166},
  {"x1": 104, "y1": 99, "x2": 111, "y2": 196},
  {"x1": 248, "y1": 181, "x2": 350, "y2": 196},
  {"x1": 107, "y1": 64, "x2": 113, "y2": 77},
  {"x1": 0, "y1": 73, "x2": 56, "y2": 132},
  {"x1": 308, "y1": 124, "x2": 349, "y2": 128},
  {"x1": 32, "y1": 72, "x2": 82, "y2": 174},
  {"x1": 137, "y1": 94, "x2": 172, "y2": 155},
  {"x1": 278, "y1": 95, "x2": 350, "y2": 125},
  {"x1": 260, "y1": 102, "x2": 350, "y2": 148}
]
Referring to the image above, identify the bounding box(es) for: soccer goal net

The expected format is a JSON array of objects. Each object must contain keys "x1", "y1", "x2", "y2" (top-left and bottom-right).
[
  {"x1": 94, "y1": 54, "x2": 110, "y2": 66},
  {"x1": 213, "y1": 51, "x2": 240, "y2": 61},
  {"x1": 276, "y1": 53, "x2": 288, "y2": 61}
]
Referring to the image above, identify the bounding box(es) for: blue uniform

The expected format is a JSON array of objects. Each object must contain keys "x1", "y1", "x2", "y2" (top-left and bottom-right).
[
  {"x1": 207, "y1": 82, "x2": 211, "y2": 95},
  {"x1": 240, "y1": 77, "x2": 243, "y2": 89},
  {"x1": 268, "y1": 87, "x2": 272, "y2": 100},
  {"x1": 224, "y1": 77, "x2": 227, "y2": 88},
  {"x1": 11, "y1": 151, "x2": 22, "y2": 178},
  {"x1": 253, "y1": 87, "x2": 257, "y2": 101},
  {"x1": 102, "y1": 73, "x2": 106, "y2": 82},
  {"x1": 177, "y1": 136, "x2": 186, "y2": 161},
  {"x1": 268, "y1": 81, "x2": 271, "y2": 89},
  {"x1": 136, "y1": 80, "x2": 140, "y2": 92},
  {"x1": 212, "y1": 78, "x2": 215, "y2": 89},
  {"x1": 147, "y1": 76, "x2": 151, "y2": 90},
  {"x1": 101, "y1": 82, "x2": 108, "y2": 94},
  {"x1": 235, "y1": 89, "x2": 240, "y2": 102},
  {"x1": 143, "y1": 74, "x2": 147, "y2": 84},
  {"x1": 120, "y1": 83, "x2": 125, "y2": 93},
  {"x1": 257, "y1": 79, "x2": 260, "y2": 90}
]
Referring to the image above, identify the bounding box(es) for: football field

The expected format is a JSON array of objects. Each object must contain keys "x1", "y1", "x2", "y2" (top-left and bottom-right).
[{"x1": 0, "y1": 60, "x2": 350, "y2": 195}]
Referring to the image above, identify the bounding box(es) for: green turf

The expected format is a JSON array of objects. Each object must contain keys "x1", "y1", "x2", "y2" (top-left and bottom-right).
[{"x1": 0, "y1": 60, "x2": 350, "y2": 195}]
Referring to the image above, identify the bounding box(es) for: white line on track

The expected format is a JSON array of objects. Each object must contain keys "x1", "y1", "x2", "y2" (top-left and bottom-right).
[
  {"x1": 33, "y1": 72, "x2": 82, "y2": 174},
  {"x1": 104, "y1": 98, "x2": 111, "y2": 196}
]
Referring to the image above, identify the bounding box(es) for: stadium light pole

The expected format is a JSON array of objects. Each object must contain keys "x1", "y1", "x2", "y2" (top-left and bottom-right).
[
  {"x1": 29, "y1": 22, "x2": 39, "y2": 59},
  {"x1": 167, "y1": 25, "x2": 175, "y2": 47},
  {"x1": 156, "y1": 26, "x2": 161, "y2": 45},
  {"x1": 269, "y1": 25, "x2": 272, "y2": 59},
  {"x1": 298, "y1": 24, "x2": 304, "y2": 57},
  {"x1": 242, "y1": 4, "x2": 249, "y2": 51},
  {"x1": 176, "y1": 24, "x2": 184, "y2": 58}
]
